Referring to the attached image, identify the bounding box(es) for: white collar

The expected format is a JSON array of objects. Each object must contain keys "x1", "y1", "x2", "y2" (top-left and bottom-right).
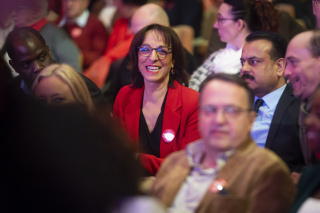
[{"x1": 59, "y1": 9, "x2": 90, "y2": 28}]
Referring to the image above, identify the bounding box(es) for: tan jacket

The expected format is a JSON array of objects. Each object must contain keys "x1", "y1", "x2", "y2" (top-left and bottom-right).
[{"x1": 151, "y1": 139, "x2": 295, "y2": 213}]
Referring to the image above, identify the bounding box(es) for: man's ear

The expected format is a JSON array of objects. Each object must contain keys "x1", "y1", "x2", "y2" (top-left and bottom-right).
[
  {"x1": 9, "y1": 60, "x2": 19, "y2": 75},
  {"x1": 276, "y1": 58, "x2": 286, "y2": 77}
]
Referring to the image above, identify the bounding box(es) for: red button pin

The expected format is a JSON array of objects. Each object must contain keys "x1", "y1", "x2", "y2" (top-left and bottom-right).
[
  {"x1": 162, "y1": 129, "x2": 175, "y2": 143},
  {"x1": 209, "y1": 179, "x2": 228, "y2": 194}
]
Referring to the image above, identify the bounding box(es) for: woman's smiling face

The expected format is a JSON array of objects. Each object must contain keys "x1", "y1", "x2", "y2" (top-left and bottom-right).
[{"x1": 138, "y1": 30, "x2": 173, "y2": 85}]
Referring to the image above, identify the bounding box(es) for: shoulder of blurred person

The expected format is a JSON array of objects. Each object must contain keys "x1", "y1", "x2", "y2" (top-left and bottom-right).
[{"x1": 40, "y1": 22, "x2": 82, "y2": 73}]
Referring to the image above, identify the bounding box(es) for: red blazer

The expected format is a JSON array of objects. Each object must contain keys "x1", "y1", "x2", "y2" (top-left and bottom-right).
[{"x1": 113, "y1": 81, "x2": 201, "y2": 175}]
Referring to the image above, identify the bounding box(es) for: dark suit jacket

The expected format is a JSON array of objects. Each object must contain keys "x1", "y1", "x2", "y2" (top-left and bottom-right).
[
  {"x1": 290, "y1": 163, "x2": 320, "y2": 213},
  {"x1": 152, "y1": 139, "x2": 295, "y2": 213},
  {"x1": 265, "y1": 84, "x2": 305, "y2": 172},
  {"x1": 113, "y1": 81, "x2": 201, "y2": 175}
]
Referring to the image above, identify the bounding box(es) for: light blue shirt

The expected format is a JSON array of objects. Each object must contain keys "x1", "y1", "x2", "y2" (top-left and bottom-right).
[{"x1": 251, "y1": 84, "x2": 286, "y2": 147}]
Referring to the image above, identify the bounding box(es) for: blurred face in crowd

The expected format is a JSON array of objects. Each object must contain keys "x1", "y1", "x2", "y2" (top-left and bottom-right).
[
  {"x1": 304, "y1": 87, "x2": 320, "y2": 158},
  {"x1": 241, "y1": 39, "x2": 285, "y2": 98},
  {"x1": 285, "y1": 32, "x2": 320, "y2": 100},
  {"x1": 34, "y1": 75, "x2": 76, "y2": 105},
  {"x1": 12, "y1": 2, "x2": 37, "y2": 27},
  {"x1": 313, "y1": 0, "x2": 320, "y2": 29},
  {"x1": 9, "y1": 34, "x2": 54, "y2": 89},
  {"x1": 199, "y1": 79, "x2": 255, "y2": 153},
  {"x1": 138, "y1": 30, "x2": 173, "y2": 86},
  {"x1": 62, "y1": 0, "x2": 89, "y2": 20},
  {"x1": 214, "y1": 3, "x2": 243, "y2": 46}
]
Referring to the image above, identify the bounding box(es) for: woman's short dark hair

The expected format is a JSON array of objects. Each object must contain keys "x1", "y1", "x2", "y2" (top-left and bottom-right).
[
  {"x1": 224, "y1": 0, "x2": 280, "y2": 32},
  {"x1": 129, "y1": 24, "x2": 188, "y2": 88}
]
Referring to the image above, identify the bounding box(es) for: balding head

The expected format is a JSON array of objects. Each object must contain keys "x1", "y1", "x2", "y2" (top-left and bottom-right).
[
  {"x1": 285, "y1": 30, "x2": 320, "y2": 100},
  {"x1": 130, "y1": 3, "x2": 170, "y2": 34}
]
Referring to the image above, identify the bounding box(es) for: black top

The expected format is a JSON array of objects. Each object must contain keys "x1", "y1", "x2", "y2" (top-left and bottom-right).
[{"x1": 139, "y1": 91, "x2": 168, "y2": 157}]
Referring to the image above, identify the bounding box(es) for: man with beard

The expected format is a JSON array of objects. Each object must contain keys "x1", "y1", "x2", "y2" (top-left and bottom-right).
[{"x1": 240, "y1": 31, "x2": 305, "y2": 173}]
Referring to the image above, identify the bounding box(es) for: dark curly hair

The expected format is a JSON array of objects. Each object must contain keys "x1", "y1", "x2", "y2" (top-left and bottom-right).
[
  {"x1": 223, "y1": 0, "x2": 280, "y2": 32},
  {"x1": 129, "y1": 24, "x2": 188, "y2": 88}
]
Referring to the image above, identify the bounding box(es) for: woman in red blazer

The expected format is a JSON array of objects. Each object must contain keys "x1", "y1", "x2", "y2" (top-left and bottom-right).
[{"x1": 113, "y1": 24, "x2": 200, "y2": 175}]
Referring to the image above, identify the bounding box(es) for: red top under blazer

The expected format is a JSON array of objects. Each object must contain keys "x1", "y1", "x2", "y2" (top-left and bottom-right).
[{"x1": 113, "y1": 81, "x2": 201, "y2": 175}]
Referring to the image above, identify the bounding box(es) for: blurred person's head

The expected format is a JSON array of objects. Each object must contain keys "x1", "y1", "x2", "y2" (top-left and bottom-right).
[
  {"x1": 0, "y1": 2, "x2": 14, "y2": 28},
  {"x1": 214, "y1": 0, "x2": 279, "y2": 49},
  {"x1": 61, "y1": 0, "x2": 89, "y2": 21},
  {"x1": 240, "y1": 31, "x2": 287, "y2": 98},
  {"x1": 129, "y1": 24, "x2": 187, "y2": 88},
  {"x1": 12, "y1": 0, "x2": 49, "y2": 28},
  {"x1": 130, "y1": 3, "x2": 170, "y2": 35},
  {"x1": 304, "y1": 84, "x2": 320, "y2": 163},
  {"x1": 32, "y1": 63, "x2": 94, "y2": 112},
  {"x1": 113, "y1": 0, "x2": 147, "y2": 19},
  {"x1": 4, "y1": 102, "x2": 140, "y2": 212},
  {"x1": 313, "y1": 0, "x2": 320, "y2": 29},
  {"x1": 6, "y1": 27, "x2": 54, "y2": 89},
  {"x1": 198, "y1": 73, "x2": 255, "y2": 153},
  {"x1": 285, "y1": 30, "x2": 320, "y2": 100}
]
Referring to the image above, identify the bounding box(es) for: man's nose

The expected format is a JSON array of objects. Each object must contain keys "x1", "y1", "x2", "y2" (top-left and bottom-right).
[
  {"x1": 32, "y1": 60, "x2": 43, "y2": 72},
  {"x1": 213, "y1": 109, "x2": 227, "y2": 125},
  {"x1": 284, "y1": 66, "x2": 292, "y2": 78},
  {"x1": 240, "y1": 61, "x2": 251, "y2": 75}
]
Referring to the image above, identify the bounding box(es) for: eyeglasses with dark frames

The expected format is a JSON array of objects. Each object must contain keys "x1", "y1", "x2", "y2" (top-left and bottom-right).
[
  {"x1": 137, "y1": 44, "x2": 172, "y2": 60},
  {"x1": 200, "y1": 105, "x2": 252, "y2": 118}
]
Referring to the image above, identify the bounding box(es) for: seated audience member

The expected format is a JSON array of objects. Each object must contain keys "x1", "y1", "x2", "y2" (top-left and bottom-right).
[
  {"x1": 113, "y1": 24, "x2": 201, "y2": 176},
  {"x1": 151, "y1": 73, "x2": 295, "y2": 213},
  {"x1": 240, "y1": 31, "x2": 305, "y2": 172},
  {"x1": 290, "y1": 85, "x2": 320, "y2": 213},
  {"x1": 285, "y1": 29, "x2": 320, "y2": 166},
  {"x1": 207, "y1": 2, "x2": 306, "y2": 56},
  {"x1": 189, "y1": 0, "x2": 280, "y2": 91},
  {"x1": 5, "y1": 27, "x2": 105, "y2": 105},
  {"x1": 104, "y1": 3, "x2": 197, "y2": 107},
  {"x1": 12, "y1": 0, "x2": 82, "y2": 73},
  {"x1": 84, "y1": 0, "x2": 146, "y2": 88},
  {"x1": 32, "y1": 64, "x2": 95, "y2": 113},
  {"x1": 59, "y1": 0, "x2": 109, "y2": 70}
]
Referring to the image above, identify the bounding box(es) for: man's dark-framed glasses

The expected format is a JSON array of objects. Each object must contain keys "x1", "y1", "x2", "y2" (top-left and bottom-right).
[
  {"x1": 200, "y1": 105, "x2": 252, "y2": 118},
  {"x1": 138, "y1": 45, "x2": 172, "y2": 59}
]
